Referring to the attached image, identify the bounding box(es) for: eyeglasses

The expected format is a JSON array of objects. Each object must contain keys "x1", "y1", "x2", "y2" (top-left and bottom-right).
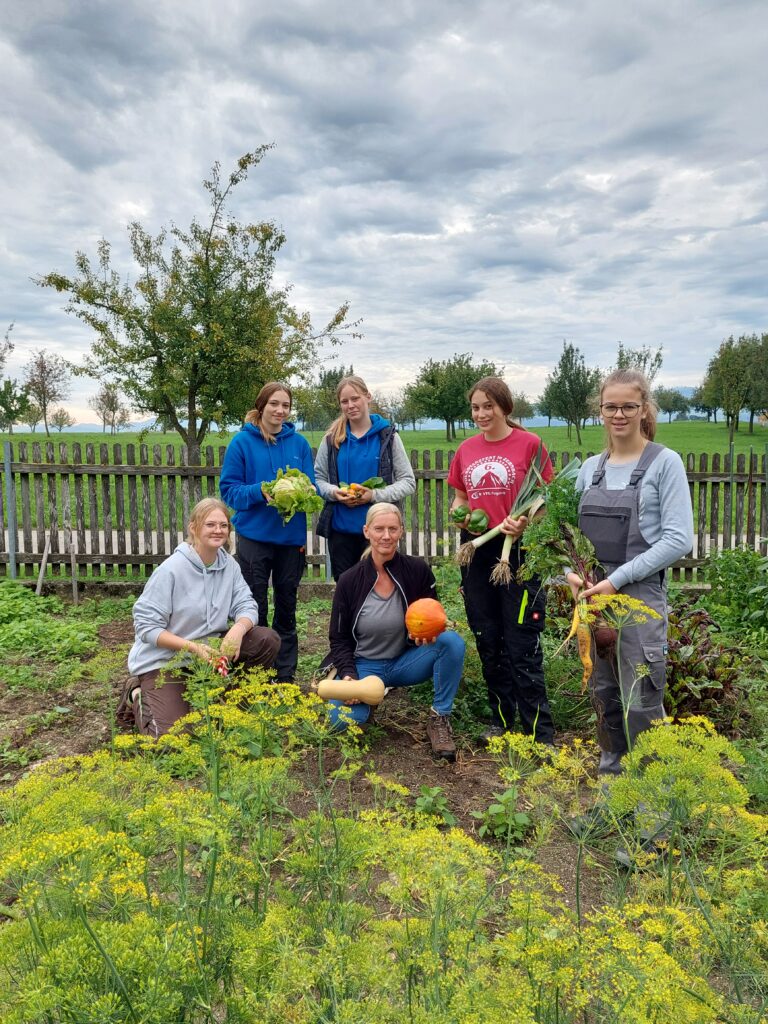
[{"x1": 600, "y1": 403, "x2": 642, "y2": 418}]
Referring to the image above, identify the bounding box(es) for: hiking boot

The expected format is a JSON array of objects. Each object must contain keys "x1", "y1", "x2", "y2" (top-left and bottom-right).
[{"x1": 426, "y1": 711, "x2": 456, "y2": 762}]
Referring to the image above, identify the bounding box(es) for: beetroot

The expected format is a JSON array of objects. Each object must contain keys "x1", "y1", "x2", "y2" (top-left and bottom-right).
[{"x1": 593, "y1": 624, "x2": 617, "y2": 659}]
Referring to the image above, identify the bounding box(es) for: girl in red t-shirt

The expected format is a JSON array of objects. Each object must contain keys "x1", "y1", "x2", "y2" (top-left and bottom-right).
[{"x1": 448, "y1": 377, "x2": 554, "y2": 744}]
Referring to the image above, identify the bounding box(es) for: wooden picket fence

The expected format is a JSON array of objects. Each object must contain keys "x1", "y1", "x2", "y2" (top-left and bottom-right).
[{"x1": 1, "y1": 440, "x2": 767, "y2": 584}]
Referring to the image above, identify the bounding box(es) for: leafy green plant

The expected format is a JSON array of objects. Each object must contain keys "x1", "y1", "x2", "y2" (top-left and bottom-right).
[
  {"x1": 472, "y1": 787, "x2": 531, "y2": 844},
  {"x1": 0, "y1": 738, "x2": 45, "y2": 770},
  {"x1": 702, "y1": 545, "x2": 768, "y2": 634},
  {"x1": 0, "y1": 581, "x2": 99, "y2": 662},
  {"x1": 414, "y1": 785, "x2": 457, "y2": 826},
  {"x1": 665, "y1": 596, "x2": 754, "y2": 733}
]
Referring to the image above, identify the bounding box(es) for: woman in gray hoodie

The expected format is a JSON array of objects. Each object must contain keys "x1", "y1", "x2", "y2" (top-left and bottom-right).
[{"x1": 124, "y1": 498, "x2": 280, "y2": 737}]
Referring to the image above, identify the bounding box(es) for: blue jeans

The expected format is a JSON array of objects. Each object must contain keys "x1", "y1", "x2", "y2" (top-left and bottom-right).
[{"x1": 327, "y1": 630, "x2": 465, "y2": 729}]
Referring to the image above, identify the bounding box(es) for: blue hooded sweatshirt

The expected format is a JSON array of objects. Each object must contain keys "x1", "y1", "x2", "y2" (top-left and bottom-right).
[
  {"x1": 333, "y1": 414, "x2": 392, "y2": 534},
  {"x1": 219, "y1": 421, "x2": 316, "y2": 546}
]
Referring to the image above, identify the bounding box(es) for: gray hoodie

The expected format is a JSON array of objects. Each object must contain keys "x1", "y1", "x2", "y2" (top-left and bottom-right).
[{"x1": 127, "y1": 543, "x2": 259, "y2": 676}]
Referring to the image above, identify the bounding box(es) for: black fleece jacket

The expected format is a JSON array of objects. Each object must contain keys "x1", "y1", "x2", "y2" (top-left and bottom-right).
[{"x1": 326, "y1": 552, "x2": 438, "y2": 679}]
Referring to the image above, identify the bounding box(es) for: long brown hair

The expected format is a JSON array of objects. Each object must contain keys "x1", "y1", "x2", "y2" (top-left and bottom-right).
[
  {"x1": 325, "y1": 374, "x2": 372, "y2": 449},
  {"x1": 468, "y1": 376, "x2": 526, "y2": 430},
  {"x1": 599, "y1": 369, "x2": 657, "y2": 445},
  {"x1": 244, "y1": 382, "x2": 293, "y2": 444}
]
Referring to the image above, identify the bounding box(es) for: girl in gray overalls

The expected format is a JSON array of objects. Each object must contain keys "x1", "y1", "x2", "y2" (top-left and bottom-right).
[{"x1": 567, "y1": 369, "x2": 693, "y2": 776}]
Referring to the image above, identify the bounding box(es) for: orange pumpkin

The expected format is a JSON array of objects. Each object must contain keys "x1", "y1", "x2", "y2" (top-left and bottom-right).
[{"x1": 405, "y1": 598, "x2": 448, "y2": 642}]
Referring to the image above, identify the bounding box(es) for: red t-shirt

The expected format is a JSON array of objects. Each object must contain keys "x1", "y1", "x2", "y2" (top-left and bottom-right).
[{"x1": 447, "y1": 429, "x2": 553, "y2": 528}]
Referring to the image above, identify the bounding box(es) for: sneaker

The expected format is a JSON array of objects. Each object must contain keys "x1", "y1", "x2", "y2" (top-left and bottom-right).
[
  {"x1": 614, "y1": 837, "x2": 667, "y2": 870},
  {"x1": 426, "y1": 712, "x2": 456, "y2": 762},
  {"x1": 116, "y1": 680, "x2": 141, "y2": 727},
  {"x1": 480, "y1": 724, "x2": 506, "y2": 746}
]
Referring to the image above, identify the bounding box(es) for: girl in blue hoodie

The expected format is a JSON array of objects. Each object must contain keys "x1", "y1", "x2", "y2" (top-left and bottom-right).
[
  {"x1": 315, "y1": 375, "x2": 416, "y2": 580},
  {"x1": 219, "y1": 382, "x2": 317, "y2": 682}
]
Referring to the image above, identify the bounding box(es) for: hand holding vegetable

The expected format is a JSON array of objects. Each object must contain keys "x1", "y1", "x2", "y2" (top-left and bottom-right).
[
  {"x1": 351, "y1": 486, "x2": 373, "y2": 505},
  {"x1": 336, "y1": 477, "x2": 384, "y2": 506},
  {"x1": 221, "y1": 624, "x2": 247, "y2": 661},
  {"x1": 499, "y1": 514, "x2": 528, "y2": 540},
  {"x1": 567, "y1": 573, "x2": 617, "y2": 601},
  {"x1": 450, "y1": 505, "x2": 489, "y2": 534},
  {"x1": 262, "y1": 468, "x2": 324, "y2": 524}
]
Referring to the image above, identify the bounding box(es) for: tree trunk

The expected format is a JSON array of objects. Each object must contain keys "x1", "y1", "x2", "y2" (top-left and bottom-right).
[
  {"x1": 749, "y1": 410, "x2": 755, "y2": 433},
  {"x1": 574, "y1": 419, "x2": 582, "y2": 446}
]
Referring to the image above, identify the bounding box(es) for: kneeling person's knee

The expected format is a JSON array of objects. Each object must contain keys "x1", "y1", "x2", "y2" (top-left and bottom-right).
[{"x1": 239, "y1": 626, "x2": 281, "y2": 667}]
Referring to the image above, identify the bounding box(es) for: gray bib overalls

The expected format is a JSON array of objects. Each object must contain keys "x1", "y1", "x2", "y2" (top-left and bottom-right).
[{"x1": 578, "y1": 441, "x2": 668, "y2": 775}]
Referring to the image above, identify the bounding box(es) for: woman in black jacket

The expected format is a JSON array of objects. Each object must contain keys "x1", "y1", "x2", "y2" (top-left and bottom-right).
[{"x1": 325, "y1": 503, "x2": 465, "y2": 760}]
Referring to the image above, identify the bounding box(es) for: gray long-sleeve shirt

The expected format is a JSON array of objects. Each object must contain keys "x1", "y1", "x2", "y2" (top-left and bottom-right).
[{"x1": 576, "y1": 447, "x2": 694, "y2": 590}]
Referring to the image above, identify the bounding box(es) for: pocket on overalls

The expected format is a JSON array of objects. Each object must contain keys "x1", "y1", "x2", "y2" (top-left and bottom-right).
[
  {"x1": 580, "y1": 505, "x2": 631, "y2": 566},
  {"x1": 639, "y1": 643, "x2": 666, "y2": 709}
]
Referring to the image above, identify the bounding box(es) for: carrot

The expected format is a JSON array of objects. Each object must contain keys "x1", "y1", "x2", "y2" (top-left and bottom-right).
[
  {"x1": 554, "y1": 601, "x2": 581, "y2": 656},
  {"x1": 576, "y1": 618, "x2": 593, "y2": 691},
  {"x1": 555, "y1": 598, "x2": 594, "y2": 689}
]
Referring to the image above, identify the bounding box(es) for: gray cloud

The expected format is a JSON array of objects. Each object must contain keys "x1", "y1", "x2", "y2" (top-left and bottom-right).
[{"x1": 2, "y1": 0, "x2": 767, "y2": 419}]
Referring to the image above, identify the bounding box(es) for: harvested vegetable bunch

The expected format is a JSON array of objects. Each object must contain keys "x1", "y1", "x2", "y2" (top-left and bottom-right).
[
  {"x1": 491, "y1": 456, "x2": 586, "y2": 586},
  {"x1": 456, "y1": 439, "x2": 550, "y2": 577},
  {"x1": 338, "y1": 476, "x2": 386, "y2": 495},
  {"x1": 535, "y1": 517, "x2": 612, "y2": 662},
  {"x1": 517, "y1": 460, "x2": 588, "y2": 584},
  {"x1": 450, "y1": 505, "x2": 490, "y2": 533},
  {"x1": 263, "y1": 468, "x2": 324, "y2": 524}
]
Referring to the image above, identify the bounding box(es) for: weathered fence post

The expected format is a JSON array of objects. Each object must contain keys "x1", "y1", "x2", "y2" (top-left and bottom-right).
[{"x1": 3, "y1": 440, "x2": 17, "y2": 579}]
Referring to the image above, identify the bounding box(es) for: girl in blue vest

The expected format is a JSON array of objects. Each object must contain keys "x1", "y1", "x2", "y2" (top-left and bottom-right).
[{"x1": 315, "y1": 375, "x2": 416, "y2": 580}]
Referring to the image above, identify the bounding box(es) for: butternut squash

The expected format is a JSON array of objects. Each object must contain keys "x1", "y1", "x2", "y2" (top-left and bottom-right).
[{"x1": 313, "y1": 672, "x2": 386, "y2": 706}]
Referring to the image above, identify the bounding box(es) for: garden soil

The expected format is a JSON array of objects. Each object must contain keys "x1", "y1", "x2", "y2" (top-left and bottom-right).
[{"x1": 1, "y1": 613, "x2": 606, "y2": 915}]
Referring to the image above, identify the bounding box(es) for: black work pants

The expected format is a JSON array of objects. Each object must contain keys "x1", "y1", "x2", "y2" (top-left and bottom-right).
[
  {"x1": 460, "y1": 535, "x2": 554, "y2": 742},
  {"x1": 235, "y1": 535, "x2": 305, "y2": 682},
  {"x1": 328, "y1": 530, "x2": 368, "y2": 581}
]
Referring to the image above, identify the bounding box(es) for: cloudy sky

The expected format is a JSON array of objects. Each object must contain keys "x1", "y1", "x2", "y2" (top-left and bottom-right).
[{"x1": 2, "y1": 0, "x2": 767, "y2": 422}]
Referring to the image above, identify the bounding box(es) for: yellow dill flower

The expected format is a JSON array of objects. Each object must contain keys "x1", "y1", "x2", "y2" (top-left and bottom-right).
[{"x1": 588, "y1": 592, "x2": 662, "y2": 627}]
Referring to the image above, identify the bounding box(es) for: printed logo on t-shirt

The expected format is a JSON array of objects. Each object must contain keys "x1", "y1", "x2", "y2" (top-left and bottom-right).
[{"x1": 465, "y1": 456, "x2": 516, "y2": 499}]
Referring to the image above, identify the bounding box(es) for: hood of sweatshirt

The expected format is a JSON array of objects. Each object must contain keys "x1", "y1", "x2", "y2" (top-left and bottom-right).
[
  {"x1": 176, "y1": 542, "x2": 230, "y2": 573},
  {"x1": 242, "y1": 420, "x2": 297, "y2": 442},
  {"x1": 346, "y1": 413, "x2": 389, "y2": 442}
]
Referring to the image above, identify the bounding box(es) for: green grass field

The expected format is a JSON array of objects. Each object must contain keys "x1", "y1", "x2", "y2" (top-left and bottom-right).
[{"x1": 3, "y1": 419, "x2": 768, "y2": 461}]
